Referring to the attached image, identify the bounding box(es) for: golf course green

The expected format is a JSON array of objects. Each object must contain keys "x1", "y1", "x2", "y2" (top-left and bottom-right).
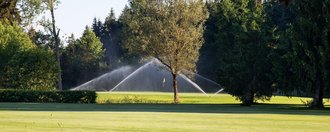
[{"x1": 0, "y1": 92, "x2": 329, "y2": 132}]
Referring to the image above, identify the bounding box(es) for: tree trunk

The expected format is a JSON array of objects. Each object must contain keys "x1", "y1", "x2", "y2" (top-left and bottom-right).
[
  {"x1": 242, "y1": 90, "x2": 254, "y2": 106},
  {"x1": 172, "y1": 73, "x2": 180, "y2": 104},
  {"x1": 310, "y1": 38, "x2": 324, "y2": 108},
  {"x1": 311, "y1": 65, "x2": 324, "y2": 108},
  {"x1": 50, "y1": 1, "x2": 62, "y2": 90}
]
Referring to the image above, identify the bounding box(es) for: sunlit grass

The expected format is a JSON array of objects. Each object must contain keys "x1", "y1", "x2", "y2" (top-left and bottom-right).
[
  {"x1": 96, "y1": 92, "x2": 239, "y2": 104},
  {"x1": 96, "y1": 92, "x2": 330, "y2": 105},
  {"x1": 0, "y1": 92, "x2": 329, "y2": 132}
]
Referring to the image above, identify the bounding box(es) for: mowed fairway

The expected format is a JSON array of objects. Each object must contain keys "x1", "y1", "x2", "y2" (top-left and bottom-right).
[{"x1": 0, "y1": 92, "x2": 329, "y2": 132}]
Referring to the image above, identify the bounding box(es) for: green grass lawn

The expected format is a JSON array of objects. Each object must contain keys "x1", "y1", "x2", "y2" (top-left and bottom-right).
[{"x1": 0, "y1": 92, "x2": 329, "y2": 132}]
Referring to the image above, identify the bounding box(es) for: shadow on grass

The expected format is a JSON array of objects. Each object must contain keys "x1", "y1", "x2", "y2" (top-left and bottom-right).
[{"x1": 0, "y1": 103, "x2": 329, "y2": 116}]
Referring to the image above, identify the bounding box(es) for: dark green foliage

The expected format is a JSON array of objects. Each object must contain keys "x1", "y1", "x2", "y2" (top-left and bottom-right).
[
  {"x1": 271, "y1": 0, "x2": 330, "y2": 108},
  {"x1": 117, "y1": 6, "x2": 144, "y2": 65},
  {"x1": 197, "y1": 2, "x2": 220, "y2": 81},
  {"x1": 203, "y1": 0, "x2": 275, "y2": 106},
  {"x1": 92, "y1": 9, "x2": 124, "y2": 68},
  {"x1": 0, "y1": 89, "x2": 96, "y2": 103},
  {"x1": 27, "y1": 27, "x2": 53, "y2": 49},
  {"x1": 61, "y1": 28, "x2": 105, "y2": 89},
  {"x1": 263, "y1": 0, "x2": 295, "y2": 31},
  {"x1": 2, "y1": 48, "x2": 59, "y2": 90},
  {"x1": 92, "y1": 18, "x2": 103, "y2": 37}
]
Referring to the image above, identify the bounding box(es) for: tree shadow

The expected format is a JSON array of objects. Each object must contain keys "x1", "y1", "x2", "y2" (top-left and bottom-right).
[{"x1": 0, "y1": 103, "x2": 329, "y2": 116}]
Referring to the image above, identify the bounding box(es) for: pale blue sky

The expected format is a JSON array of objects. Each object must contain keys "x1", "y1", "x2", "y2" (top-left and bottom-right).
[{"x1": 52, "y1": 0, "x2": 128, "y2": 38}]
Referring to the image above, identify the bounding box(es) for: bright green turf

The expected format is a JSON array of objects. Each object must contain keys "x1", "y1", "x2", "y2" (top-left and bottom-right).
[
  {"x1": 0, "y1": 92, "x2": 329, "y2": 132},
  {"x1": 97, "y1": 92, "x2": 330, "y2": 105},
  {"x1": 96, "y1": 92, "x2": 240, "y2": 104}
]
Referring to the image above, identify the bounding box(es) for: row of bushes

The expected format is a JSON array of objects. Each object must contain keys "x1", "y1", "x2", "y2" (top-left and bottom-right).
[{"x1": 0, "y1": 89, "x2": 96, "y2": 103}]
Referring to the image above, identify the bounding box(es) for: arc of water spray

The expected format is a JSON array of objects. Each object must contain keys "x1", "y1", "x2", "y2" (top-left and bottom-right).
[
  {"x1": 179, "y1": 73, "x2": 208, "y2": 96},
  {"x1": 213, "y1": 89, "x2": 225, "y2": 96},
  {"x1": 71, "y1": 73, "x2": 109, "y2": 91},
  {"x1": 153, "y1": 59, "x2": 209, "y2": 96},
  {"x1": 182, "y1": 70, "x2": 223, "y2": 88},
  {"x1": 109, "y1": 58, "x2": 210, "y2": 96},
  {"x1": 109, "y1": 59, "x2": 156, "y2": 92},
  {"x1": 182, "y1": 70, "x2": 225, "y2": 95}
]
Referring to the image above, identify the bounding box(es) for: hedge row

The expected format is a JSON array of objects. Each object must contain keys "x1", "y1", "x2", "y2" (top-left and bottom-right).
[{"x1": 0, "y1": 89, "x2": 96, "y2": 103}]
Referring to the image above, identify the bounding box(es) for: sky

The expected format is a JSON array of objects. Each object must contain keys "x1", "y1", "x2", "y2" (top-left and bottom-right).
[{"x1": 49, "y1": 0, "x2": 128, "y2": 39}]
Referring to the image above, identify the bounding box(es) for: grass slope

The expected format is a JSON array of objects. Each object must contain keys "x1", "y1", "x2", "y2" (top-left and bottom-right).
[{"x1": 0, "y1": 92, "x2": 329, "y2": 132}]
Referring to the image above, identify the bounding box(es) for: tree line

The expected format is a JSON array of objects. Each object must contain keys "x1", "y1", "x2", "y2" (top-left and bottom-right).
[
  {"x1": 0, "y1": 0, "x2": 329, "y2": 108},
  {"x1": 198, "y1": 0, "x2": 329, "y2": 108}
]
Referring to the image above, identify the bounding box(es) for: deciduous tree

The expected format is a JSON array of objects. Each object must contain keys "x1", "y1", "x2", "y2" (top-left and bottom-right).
[{"x1": 121, "y1": 0, "x2": 208, "y2": 103}]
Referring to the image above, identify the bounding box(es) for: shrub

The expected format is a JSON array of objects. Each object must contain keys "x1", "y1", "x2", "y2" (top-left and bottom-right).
[
  {"x1": 0, "y1": 89, "x2": 96, "y2": 103},
  {"x1": 0, "y1": 22, "x2": 59, "y2": 90},
  {"x1": 3, "y1": 48, "x2": 59, "y2": 90}
]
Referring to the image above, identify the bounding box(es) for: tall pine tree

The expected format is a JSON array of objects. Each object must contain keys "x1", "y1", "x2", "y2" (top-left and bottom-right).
[
  {"x1": 212, "y1": 0, "x2": 275, "y2": 106},
  {"x1": 272, "y1": 0, "x2": 330, "y2": 108},
  {"x1": 61, "y1": 27, "x2": 105, "y2": 89}
]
